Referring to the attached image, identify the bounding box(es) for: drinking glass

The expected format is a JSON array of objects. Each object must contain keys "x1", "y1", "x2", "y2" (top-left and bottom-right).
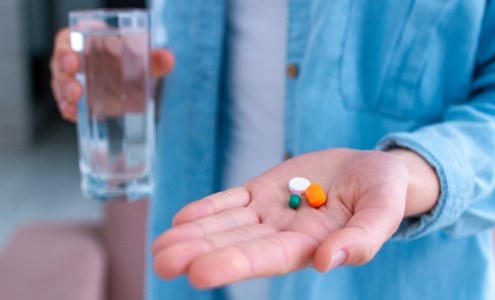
[{"x1": 69, "y1": 9, "x2": 154, "y2": 201}]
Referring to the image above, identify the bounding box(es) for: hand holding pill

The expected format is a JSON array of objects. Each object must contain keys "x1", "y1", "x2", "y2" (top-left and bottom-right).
[{"x1": 152, "y1": 149, "x2": 412, "y2": 288}]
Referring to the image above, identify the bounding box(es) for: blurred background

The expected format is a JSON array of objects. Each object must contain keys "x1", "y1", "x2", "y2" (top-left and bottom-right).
[
  {"x1": 0, "y1": 0, "x2": 146, "y2": 246},
  {"x1": 0, "y1": 1, "x2": 148, "y2": 300}
]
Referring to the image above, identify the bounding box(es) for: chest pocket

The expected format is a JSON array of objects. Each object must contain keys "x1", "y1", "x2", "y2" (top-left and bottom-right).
[{"x1": 339, "y1": 0, "x2": 454, "y2": 119}]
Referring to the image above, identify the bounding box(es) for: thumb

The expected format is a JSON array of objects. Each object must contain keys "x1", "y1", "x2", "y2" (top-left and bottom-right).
[
  {"x1": 313, "y1": 226, "x2": 379, "y2": 272},
  {"x1": 151, "y1": 49, "x2": 175, "y2": 77},
  {"x1": 313, "y1": 206, "x2": 403, "y2": 272}
]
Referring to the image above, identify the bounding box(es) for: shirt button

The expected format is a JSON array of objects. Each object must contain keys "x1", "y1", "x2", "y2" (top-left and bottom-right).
[{"x1": 287, "y1": 63, "x2": 299, "y2": 78}]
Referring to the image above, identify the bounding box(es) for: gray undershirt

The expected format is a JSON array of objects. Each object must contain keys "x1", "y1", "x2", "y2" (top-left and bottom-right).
[{"x1": 222, "y1": 0, "x2": 287, "y2": 299}]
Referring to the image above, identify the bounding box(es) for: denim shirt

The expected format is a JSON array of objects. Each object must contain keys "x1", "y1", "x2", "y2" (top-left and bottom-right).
[{"x1": 148, "y1": 1, "x2": 495, "y2": 299}]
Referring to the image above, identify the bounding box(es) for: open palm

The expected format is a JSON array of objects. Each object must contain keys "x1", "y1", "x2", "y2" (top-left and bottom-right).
[{"x1": 152, "y1": 149, "x2": 409, "y2": 288}]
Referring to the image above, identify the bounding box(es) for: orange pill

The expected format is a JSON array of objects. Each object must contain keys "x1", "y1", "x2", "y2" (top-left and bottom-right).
[{"x1": 305, "y1": 183, "x2": 327, "y2": 208}]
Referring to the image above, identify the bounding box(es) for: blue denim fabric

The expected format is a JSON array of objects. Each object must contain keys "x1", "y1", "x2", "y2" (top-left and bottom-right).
[{"x1": 148, "y1": 0, "x2": 495, "y2": 299}]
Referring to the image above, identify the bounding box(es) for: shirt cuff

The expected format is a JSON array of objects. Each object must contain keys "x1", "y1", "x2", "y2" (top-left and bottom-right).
[{"x1": 376, "y1": 130, "x2": 474, "y2": 240}]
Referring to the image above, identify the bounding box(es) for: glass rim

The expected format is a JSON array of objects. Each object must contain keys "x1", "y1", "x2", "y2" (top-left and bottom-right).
[{"x1": 69, "y1": 8, "x2": 148, "y2": 19}]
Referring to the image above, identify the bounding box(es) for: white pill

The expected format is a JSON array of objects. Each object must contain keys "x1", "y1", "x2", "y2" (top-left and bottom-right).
[{"x1": 288, "y1": 177, "x2": 311, "y2": 194}]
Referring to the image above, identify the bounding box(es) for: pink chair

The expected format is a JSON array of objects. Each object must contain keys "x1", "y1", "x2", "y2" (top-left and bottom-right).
[{"x1": 0, "y1": 200, "x2": 148, "y2": 300}]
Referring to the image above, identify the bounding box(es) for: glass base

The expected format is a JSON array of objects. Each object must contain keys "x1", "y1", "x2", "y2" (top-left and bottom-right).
[{"x1": 81, "y1": 173, "x2": 153, "y2": 201}]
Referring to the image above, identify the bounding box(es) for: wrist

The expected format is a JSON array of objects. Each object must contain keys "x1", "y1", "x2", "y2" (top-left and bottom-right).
[{"x1": 386, "y1": 148, "x2": 440, "y2": 217}]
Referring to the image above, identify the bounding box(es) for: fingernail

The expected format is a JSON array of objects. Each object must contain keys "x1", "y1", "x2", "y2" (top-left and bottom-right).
[{"x1": 329, "y1": 250, "x2": 346, "y2": 270}]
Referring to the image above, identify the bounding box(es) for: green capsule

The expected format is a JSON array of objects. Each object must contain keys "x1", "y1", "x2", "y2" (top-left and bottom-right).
[{"x1": 289, "y1": 194, "x2": 301, "y2": 209}]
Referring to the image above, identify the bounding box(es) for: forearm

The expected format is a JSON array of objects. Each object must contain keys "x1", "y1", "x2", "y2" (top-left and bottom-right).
[{"x1": 387, "y1": 149, "x2": 440, "y2": 217}]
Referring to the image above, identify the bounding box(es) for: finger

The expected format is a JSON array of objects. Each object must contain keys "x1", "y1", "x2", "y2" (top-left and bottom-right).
[
  {"x1": 50, "y1": 49, "x2": 79, "y2": 75},
  {"x1": 151, "y1": 49, "x2": 175, "y2": 77},
  {"x1": 51, "y1": 28, "x2": 80, "y2": 74},
  {"x1": 186, "y1": 231, "x2": 319, "y2": 289},
  {"x1": 59, "y1": 101, "x2": 78, "y2": 122},
  {"x1": 172, "y1": 187, "x2": 251, "y2": 226},
  {"x1": 61, "y1": 50, "x2": 80, "y2": 74},
  {"x1": 154, "y1": 224, "x2": 276, "y2": 279},
  {"x1": 313, "y1": 205, "x2": 403, "y2": 272},
  {"x1": 152, "y1": 206, "x2": 258, "y2": 254},
  {"x1": 55, "y1": 28, "x2": 71, "y2": 47},
  {"x1": 55, "y1": 97, "x2": 78, "y2": 122},
  {"x1": 51, "y1": 73, "x2": 83, "y2": 105},
  {"x1": 51, "y1": 74, "x2": 82, "y2": 122},
  {"x1": 103, "y1": 35, "x2": 122, "y2": 58}
]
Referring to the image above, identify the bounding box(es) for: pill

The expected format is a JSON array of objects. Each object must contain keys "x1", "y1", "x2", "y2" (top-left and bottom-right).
[
  {"x1": 288, "y1": 177, "x2": 311, "y2": 194},
  {"x1": 305, "y1": 183, "x2": 327, "y2": 208},
  {"x1": 289, "y1": 194, "x2": 301, "y2": 209}
]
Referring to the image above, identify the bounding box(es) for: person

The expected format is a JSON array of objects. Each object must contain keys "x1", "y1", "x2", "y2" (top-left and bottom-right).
[{"x1": 51, "y1": 1, "x2": 495, "y2": 299}]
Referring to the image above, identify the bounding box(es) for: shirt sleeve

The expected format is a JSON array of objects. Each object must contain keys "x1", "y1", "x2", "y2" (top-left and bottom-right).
[{"x1": 377, "y1": 2, "x2": 495, "y2": 240}]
